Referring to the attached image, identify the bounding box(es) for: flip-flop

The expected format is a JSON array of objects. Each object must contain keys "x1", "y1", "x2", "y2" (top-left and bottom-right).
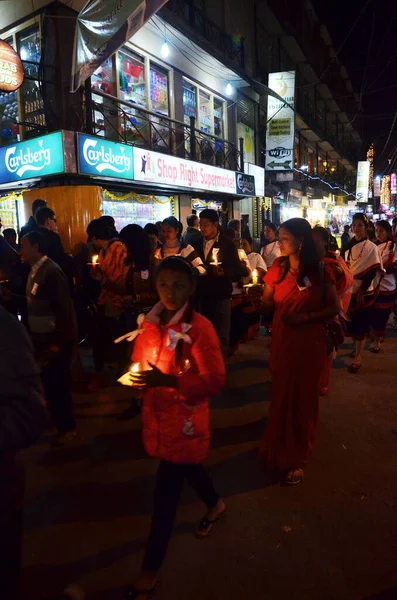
[
  {"x1": 348, "y1": 362, "x2": 361, "y2": 373},
  {"x1": 125, "y1": 583, "x2": 159, "y2": 599},
  {"x1": 285, "y1": 469, "x2": 304, "y2": 486},
  {"x1": 196, "y1": 510, "x2": 227, "y2": 539},
  {"x1": 370, "y1": 346, "x2": 381, "y2": 354}
]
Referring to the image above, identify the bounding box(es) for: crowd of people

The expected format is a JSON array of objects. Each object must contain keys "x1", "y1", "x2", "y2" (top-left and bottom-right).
[{"x1": 0, "y1": 199, "x2": 396, "y2": 599}]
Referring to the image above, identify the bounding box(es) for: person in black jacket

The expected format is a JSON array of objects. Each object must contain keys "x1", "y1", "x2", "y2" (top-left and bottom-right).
[
  {"x1": 0, "y1": 303, "x2": 46, "y2": 600},
  {"x1": 183, "y1": 214, "x2": 203, "y2": 253},
  {"x1": 34, "y1": 206, "x2": 74, "y2": 291},
  {"x1": 198, "y1": 209, "x2": 250, "y2": 356},
  {"x1": 19, "y1": 198, "x2": 47, "y2": 243}
]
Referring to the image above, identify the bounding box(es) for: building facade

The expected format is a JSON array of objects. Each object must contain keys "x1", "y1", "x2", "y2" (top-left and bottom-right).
[{"x1": 0, "y1": 0, "x2": 363, "y2": 249}]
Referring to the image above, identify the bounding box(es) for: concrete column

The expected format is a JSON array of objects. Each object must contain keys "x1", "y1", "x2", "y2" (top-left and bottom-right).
[{"x1": 179, "y1": 193, "x2": 192, "y2": 234}]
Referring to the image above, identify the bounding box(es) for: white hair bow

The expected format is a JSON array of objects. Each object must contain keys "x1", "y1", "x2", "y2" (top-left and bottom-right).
[
  {"x1": 167, "y1": 323, "x2": 192, "y2": 351},
  {"x1": 114, "y1": 313, "x2": 145, "y2": 344}
]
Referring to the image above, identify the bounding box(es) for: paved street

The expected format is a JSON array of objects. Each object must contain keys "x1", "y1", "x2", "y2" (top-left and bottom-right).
[{"x1": 21, "y1": 332, "x2": 397, "y2": 600}]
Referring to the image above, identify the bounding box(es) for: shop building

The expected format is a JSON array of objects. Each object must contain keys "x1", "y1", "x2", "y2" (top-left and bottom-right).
[{"x1": 0, "y1": 1, "x2": 265, "y2": 250}]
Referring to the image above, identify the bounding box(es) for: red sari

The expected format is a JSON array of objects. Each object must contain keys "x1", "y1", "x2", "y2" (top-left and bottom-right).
[{"x1": 260, "y1": 258, "x2": 334, "y2": 472}]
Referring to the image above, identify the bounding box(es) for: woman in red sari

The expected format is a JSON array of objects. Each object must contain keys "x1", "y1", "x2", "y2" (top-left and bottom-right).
[{"x1": 258, "y1": 219, "x2": 340, "y2": 485}]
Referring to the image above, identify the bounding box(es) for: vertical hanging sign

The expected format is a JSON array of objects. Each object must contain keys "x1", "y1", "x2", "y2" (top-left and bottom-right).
[
  {"x1": 265, "y1": 71, "x2": 295, "y2": 171},
  {"x1": 355, "y1": 161, "x2": 370, "y2": 202}
]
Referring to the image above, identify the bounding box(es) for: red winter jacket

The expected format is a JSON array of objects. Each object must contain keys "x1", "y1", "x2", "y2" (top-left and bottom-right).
[{"x1": 132, "y1": 303, "x2": 225, "y2": 464}]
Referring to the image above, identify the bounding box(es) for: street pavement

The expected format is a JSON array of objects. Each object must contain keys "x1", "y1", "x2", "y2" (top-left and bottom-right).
[{"x1": 20, "y1": 331, "x2": 397, "y2": 600}]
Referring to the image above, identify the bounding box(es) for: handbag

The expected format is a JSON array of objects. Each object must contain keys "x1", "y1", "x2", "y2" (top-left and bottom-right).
[{"x1": 319, "y1": 262, "x2": 347, "y2": 355}]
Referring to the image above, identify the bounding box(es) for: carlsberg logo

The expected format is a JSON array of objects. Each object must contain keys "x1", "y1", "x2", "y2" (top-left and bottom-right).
[
  {"x1": 83, "y1": 139, "x2": 131, "y2": 174},
  {"x1": 5, "y1": 139, "x2": 51, "y2": 178}
]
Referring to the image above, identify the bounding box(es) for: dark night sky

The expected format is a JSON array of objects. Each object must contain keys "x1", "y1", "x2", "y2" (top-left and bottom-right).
[{"x1": 312, "y1": 0, "x2": 397, "y2": 166}]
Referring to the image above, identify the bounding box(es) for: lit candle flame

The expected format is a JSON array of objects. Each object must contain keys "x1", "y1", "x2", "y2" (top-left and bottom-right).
[
  {"x1": 252, "y1": 269, "x2": 258, "y2": 285},
  {"x1": 212, "y1": 251, "x2": 218, "y2": 265},
  {"x1": 130, "y1": 362, "x2": 140, "y2": 373},
  {"x1": 238, "y1": 249, "x2": 245, "y2": 260},
  {"x1": 92, "y1": 254, "x2": 99, "y2": 265}
]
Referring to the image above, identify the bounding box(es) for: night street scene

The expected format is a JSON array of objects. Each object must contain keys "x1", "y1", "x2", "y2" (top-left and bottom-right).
[{"x1": 0, "y1": 0, "x2": 396, "y2": 599}]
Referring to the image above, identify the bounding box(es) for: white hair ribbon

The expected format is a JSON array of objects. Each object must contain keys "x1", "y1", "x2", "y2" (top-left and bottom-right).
[
  {"x1": 114, "y1": 313, "x2": 145, "y2": 344},
  {"x1": 167, "y1": 323, "x2": 192, "y2": 351}
]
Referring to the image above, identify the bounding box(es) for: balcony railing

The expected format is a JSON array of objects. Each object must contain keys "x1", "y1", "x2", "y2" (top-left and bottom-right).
[
  {"x1": 72, "y1": 90, "x2": 240, "y2": 171},
  {"x1": 161, "y1": 0, "x2": 245, "y2": 70}
]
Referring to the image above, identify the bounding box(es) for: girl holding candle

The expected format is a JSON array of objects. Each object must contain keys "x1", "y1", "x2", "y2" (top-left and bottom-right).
[
  {"x1": 369, "y1": 220, "x2": 397, "y2": 353},
  {"x1": 155, "y1": 216, "x2": 206, "y2": 276},
  {"x1": 342, "y1": 213, "x2": 382, "y2": 373},
  {"x1": 240, "y1": 235, "x2": 267, "y2": 341},
  {"x1": 258, "y1": 218, "x2": 340, "y2": 485},
  {"x1": 125, "y1": 256, "x2": 226, "y2": 599}
]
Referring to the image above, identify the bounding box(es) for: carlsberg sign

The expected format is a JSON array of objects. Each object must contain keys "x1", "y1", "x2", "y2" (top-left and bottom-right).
[
  {"x1": 0, "y1": 131, "x2": 65, "y2": 184},
  {"x1": 78, "y1": 134, "x2": 133, "y2": 180}
]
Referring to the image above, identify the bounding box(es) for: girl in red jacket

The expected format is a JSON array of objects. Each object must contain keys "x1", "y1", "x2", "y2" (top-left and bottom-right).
[{"x1": 126, "y1": 256, "x2": 226, "y2": 599}]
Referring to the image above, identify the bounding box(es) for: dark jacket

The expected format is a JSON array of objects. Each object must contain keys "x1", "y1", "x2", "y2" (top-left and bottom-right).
[
  {"x1": 197, "y1": 233, "x2": 249, "y2": 301},
  {"x1": 26, "y1": 257, "x2": 77, "y2": 350},
  {"x1": 19, "y1": 216, "x2": 39, "y2": 242},
  {"x1": 0, "y1": 305, "x2": 46, "y2": 511},
  {"x1": 39, "y1": 228, "x2": 74, "y2": 290},
  {"x1": 183, "y1": 227, "x2": 203, "y2": 253}
]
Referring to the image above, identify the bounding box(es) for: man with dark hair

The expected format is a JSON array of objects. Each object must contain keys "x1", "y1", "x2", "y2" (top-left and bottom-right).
[
  {"x1": 19, "y1": 198, "x2": 47, "y2": 242},
  {"x1": 0, "y1": 302, "x2": 46, "y2": 600},
  {"x1": 35, "y1": 206, "x2": 74, "y2": 289},
  {"x1": 183, "y1": 213, "x2": 202, "y2": 252},
  {"x1": 20, "y1": 231, "x2": 77, "y2": 446},
  {"x1": 198, "y1": 209, "x2": 249, "y2": 356}
]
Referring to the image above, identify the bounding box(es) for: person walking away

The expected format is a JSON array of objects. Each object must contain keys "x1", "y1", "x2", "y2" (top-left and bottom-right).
[
  {"x1": 198, "y1": 209, "x2": 249, "y2": 356},
  {"x1": 125, "y1": 256, "x2": 226, "y2": 599},
  {"x1": 87, "y1": 219, "x2": 128, "y2": 390},
  {"x1": 155, "y1": 216, "x2": 206, "y2": 275},
  {"x1": 342, "y1": 213, "x2": 382, "y2": 373},
  {"x1": 241, "y1": 235, "x2": 267, "y2": 340},
  {"x1": 341, "y1": 224, "x2": 351, "y2": 255},
  {"x1": 144, "y1": 223, "x2": 161, "y2": 256},
  {"x1": 35, "y1": 206, "x2": 74, "y2": 290},
  {"x1": 369, "y1": 220, "x2": 397, "y2": 353},
  {"x1": 3, "y1": 228, "x2": 18, "y2": 250},
  {"x1": 183, "y1": 214, "x2": 203, "y2": 253},
  {"x1": 227, "y1": 218, "x2": 241, "y2": 247},
  {"x1": 261, "y1": 223, "x2": 281, "y2": 268},
  {"x1": 0, "y1": 303, "x2": 46, "y2": 600},
  {"x1": 19, "y1": 198, "x2": 47, "y2": 242},
  {"x1": 312, "y1": 226, "x2": 353, "y2": 395},
  {"x1": 256, "y1": 218, "x2": 339, "y2": 485},
  {"x1": 20, "y1": 231, "x2": 77, "y2": 446}
]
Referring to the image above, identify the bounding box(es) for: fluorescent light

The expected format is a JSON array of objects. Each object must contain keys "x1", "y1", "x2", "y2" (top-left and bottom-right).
[
  {"x1": 160, "y1": 42, "x2": 169, "y2": 59},
  {"x1": 225, "y1": 83, "x2": 233, "y2": 96}
]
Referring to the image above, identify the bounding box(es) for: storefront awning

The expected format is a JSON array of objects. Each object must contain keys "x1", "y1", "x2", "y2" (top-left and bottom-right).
[{"x1": 71, "y1": 0, "x2": 169, "y2": 92}]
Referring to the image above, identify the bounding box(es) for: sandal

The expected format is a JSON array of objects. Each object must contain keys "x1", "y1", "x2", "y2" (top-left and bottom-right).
[
  {"x1": 370, "y1": 345, "x2": 381, "y2": 354},
  {"x1": 348, "y1": 362, "x2": 361, "y2": 373},
  {"x1": 126, "y1": 583, "x2": 159, "y2": 599},
  {"x1": 285, "y1": 468, "x2": 304, "y2": 486},
  {"x1": 196, "y1": 510, "x2": 227, "y2": 539}
]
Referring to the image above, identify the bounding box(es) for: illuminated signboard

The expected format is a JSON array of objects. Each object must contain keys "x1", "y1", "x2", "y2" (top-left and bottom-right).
[{"x1": 0, "y1": 40, "x2": 24, "y2": 92}]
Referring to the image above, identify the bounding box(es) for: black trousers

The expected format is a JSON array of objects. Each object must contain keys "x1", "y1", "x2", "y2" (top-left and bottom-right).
[
  {"x1": 142, "y1": 460, "x2": 219, "y2": 572},
  {"x1": 41, "y1": 343, "x2": 76, "y2": 433},
  {"x1": 0, "y1": 461, "x2": 24, "y2": 600}
]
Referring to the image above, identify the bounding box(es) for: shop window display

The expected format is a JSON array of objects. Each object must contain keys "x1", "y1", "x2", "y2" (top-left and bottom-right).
[
  {"x1": 18, "y1": 26, "x2": 45, "y2": 138},
  {"x1": 0, "y1": 196, "x2": 18, "y2": 231},
  {"x1": 103, "y1": 190, "x2": 176, "y2": 231},
  {"x1": 91, "y1": 56, "x2": 117, "y2": 138}
]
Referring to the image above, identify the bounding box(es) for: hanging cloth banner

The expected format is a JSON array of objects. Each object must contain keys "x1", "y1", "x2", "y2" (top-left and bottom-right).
[{"x1": 71, "y1": 0, "x2": 169, "y2": 92}]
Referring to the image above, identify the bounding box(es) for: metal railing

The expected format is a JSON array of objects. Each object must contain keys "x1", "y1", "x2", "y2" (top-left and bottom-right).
[{"x1": 72, "y1": 90, "x2": 240, "y2": 171}]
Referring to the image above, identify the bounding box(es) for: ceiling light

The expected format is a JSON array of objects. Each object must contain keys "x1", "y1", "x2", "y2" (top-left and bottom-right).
[
  {"x1": 161, "y1": 42, "x2": 169, "y2": 59},
  {"x1": 225, "y1": 83, "x2": 233, "y2": 96}
]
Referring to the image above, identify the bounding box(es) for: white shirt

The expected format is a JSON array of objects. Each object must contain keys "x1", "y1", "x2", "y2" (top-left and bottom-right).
[
  {"x1": 261, "y1": 241, "x2": 281, "y2": 268},
  {"x1": 28, "y1": 255, "x2": 48, "y2": 282},
  {"x1": 204, "y1": 233, "x2": 220, "y2": 260},
  {"x1": 247, "y1": 252, "x2": 267, "y2": 272}
]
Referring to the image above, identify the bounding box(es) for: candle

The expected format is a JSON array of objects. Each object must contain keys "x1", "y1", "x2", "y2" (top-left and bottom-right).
[
  {"x1": 130, "y1": 362, "x2": 140, "y2": 373},
  {"x1": 92, "y1": 254, "x2": 99, "y2": 267},
  {"x1": 210, "y1": 249, "x2": 222, "y2": 266},
  {"x1": 238, "y1": 249, "x2": 245, "y2": 260},
  {"x1": 252, "y1": 269, "x2": 258, "y2": 285}
]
